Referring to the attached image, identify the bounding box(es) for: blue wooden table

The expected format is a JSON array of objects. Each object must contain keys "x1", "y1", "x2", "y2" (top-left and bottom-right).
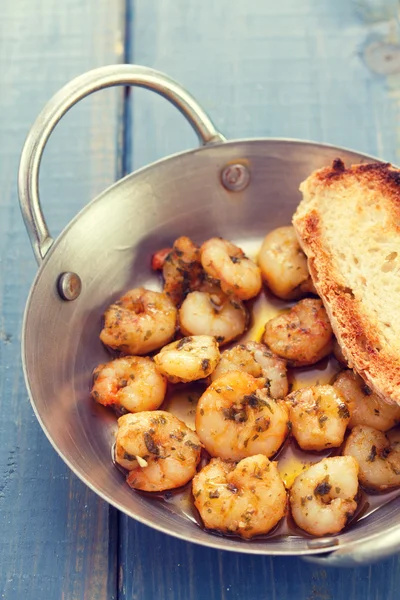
[{"x1": 2, "y1": 1, "x2": 400, "y2": 598}]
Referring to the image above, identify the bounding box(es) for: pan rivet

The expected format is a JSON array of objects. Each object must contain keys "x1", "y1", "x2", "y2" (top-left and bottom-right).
[
  {"x1": 307, "y1": 537, "x2": 339, "y2": 550},
  {"x1": 58, "y1": 272, "x2": 82, "y2": 301},
  {"x1": 221, "y1": 163, "x2": 250, "y2": 191}
]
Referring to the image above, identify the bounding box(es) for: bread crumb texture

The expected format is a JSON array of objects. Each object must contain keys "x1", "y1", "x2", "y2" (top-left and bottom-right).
[{"x1": 294, "y1": 159, "x2": 400, "y2": 405}]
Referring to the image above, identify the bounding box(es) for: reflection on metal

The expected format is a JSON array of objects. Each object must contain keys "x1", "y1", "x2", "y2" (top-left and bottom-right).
[
  {"x1": 58, "y1": 272, "x2": 82, "y2": 301},
  {"x1": 221, "y1": 163, "x2": 250, "y2": 191},
  {"x1": 18, "y1": 65, "x2": 225, "y2": 264},
  {"x1": 307, "y1": 537, "x2": 339, "y2": 550}
]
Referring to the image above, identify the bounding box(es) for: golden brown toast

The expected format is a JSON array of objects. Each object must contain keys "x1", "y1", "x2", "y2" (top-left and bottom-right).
[{"x1": 293, "y1": 159, "x2": 400, "y2": 405}]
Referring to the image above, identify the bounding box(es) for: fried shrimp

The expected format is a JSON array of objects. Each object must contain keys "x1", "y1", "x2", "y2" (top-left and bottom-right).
[
  {"x1": 91, "y1": 356, "x2": 166, "y2": 413},
  {"x1": 211, "y1": 341, "x2": 288, "y2": 399},
  {"x1": 334, "y1": 370, "x2": 400, "y2": 432},
  {"x1": 196, "y1": 371, "x2": 289, "y2": 460},
  {"x1": 115, "y1": 411, "x2": 202, "y2": 492},
  {"x1": 192, "y1": 455, "x2": 287, "y2": 539},
  {"x1": 200, "y1": 237, "x2": 262, "y2": 300},
  {"x1": 258, "y1": 226, "x2": 316, "y2": 300},
  {"x1": 154, "y1": 335, "x2": 220, "y2": 383},
  {"x1": 152, "y1": 236, "x2": 203, "y2": 306},
  {"x1": 286, "y1": 385, "x2": 350, "y2": 451},
  {"x1": 179, "y1": 290, "x2": 247, "y2": 345},
  {"x1": 100, "y1": 288, "x2": 177, "y2": 355},
  {"x1": 343, "y1": 425, "x2": 400, "y2": 491},
  {"x1": 263, "y1": 298, "x2": 333, "y2": 366},
  {"x1": 289, "y1": 456, "x2": 359, "y2": 536}
]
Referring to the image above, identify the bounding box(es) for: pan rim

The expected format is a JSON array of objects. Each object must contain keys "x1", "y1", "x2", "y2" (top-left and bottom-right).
[{"x1": 21, "y1": 136, "x2": 398, "y2": 557}]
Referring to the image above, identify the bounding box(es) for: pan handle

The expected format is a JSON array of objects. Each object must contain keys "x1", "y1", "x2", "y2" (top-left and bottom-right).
[
  {"x1": 303, "y1": 525, "x2": 400, "y2": 567},
  {"x1": 18, "y1": 64, "x2": 226, "y2": 264}
]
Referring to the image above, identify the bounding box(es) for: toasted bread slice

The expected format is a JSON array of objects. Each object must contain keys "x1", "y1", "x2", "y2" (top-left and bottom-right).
[{"x1": 293, "y1": 159, "x2": 400, "y2": 405}]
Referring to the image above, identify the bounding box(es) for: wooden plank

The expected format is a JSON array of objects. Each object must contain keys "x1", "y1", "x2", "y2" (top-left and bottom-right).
[
  {"x1": 120, "y1": 521, "x2": 400, "y2": 600},
  {"x1": 0, "y1": 1, "x2": 125, "y2": 598},
  {"x1": 119, "y1": 1, "x2": 400, "y2": 598},
  {"x1": 128, "y1": 0, "x2": 398, "y2": 169}
]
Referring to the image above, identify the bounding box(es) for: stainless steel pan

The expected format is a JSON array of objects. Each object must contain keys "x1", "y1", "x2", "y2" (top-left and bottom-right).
[{"x1": 19, "y1": 64, "x2": 400, "y2": 566}]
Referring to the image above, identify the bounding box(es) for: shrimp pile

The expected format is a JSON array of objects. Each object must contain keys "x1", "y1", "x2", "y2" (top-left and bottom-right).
[{"x1": 90, "y1": 227, "x2": 400, "y2": 541}]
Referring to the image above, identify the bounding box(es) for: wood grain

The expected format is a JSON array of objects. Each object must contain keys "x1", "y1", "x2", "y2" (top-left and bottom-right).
[
  {"x1": 119, "y1": 1, "x2": 400, "y2": 598},
  {"x1": 119, "y1": 521, "x2": 400, "y2": 600},
  {"x1": 3, "y1": 0, "x2": 400, "y2": 598},
  {"x1": 0, "y1": 1, "x2": 124, "y2": 598},
  {"x1": 127, "y1": 0, "x2": 398, "y2": 169}
]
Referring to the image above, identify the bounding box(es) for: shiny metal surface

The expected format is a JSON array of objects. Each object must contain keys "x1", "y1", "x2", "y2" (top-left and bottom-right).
[
  {"x1": 19, "y1": 68, "x2": 400, "y2": 566},
  {"x1": 57, "y1": 272, "x2": 82, "y2": 301},
  {"x1": 18, "y1": 64, "x2": 225, "y2": 264},
  {"x1": 307, "y1": 537, "x2": 339, "y2": 550},
  {"x1": 220, "y1": 163, "x2": 250, "y2": 191}
]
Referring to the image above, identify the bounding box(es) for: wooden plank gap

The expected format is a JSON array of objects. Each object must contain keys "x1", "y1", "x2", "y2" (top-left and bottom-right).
[{"x1": 116, "y1": 0, "x2": 135, "y2": 180}]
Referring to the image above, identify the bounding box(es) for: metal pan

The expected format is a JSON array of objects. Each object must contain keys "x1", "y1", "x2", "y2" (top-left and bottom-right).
[{"x1": 18, "y1": 64, "x2": 400, "y2": 566}]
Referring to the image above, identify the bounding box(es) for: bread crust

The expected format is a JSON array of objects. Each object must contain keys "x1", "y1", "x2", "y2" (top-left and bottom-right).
[{"x1": 293, "y1": 159, "x2": 400, "y2": 405}]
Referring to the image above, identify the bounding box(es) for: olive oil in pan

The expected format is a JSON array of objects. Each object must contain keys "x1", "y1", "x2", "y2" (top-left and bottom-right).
[
  {"x1": 110, "y1": 254, "x2": 400, "y2": 541},
  {"x1": 276, "y1": 437, "x2": 333, "y2": 489},
  {"x1": 112, "y1": 386, "x2": 400, "y2": 540},
  {"x1": 145, "y1": 433, "x2": 400, "y2": 541},
  {"x1": 161, "y1": 382, "x2": 206, "y2": 430},
  {"x1": 147, "y1": 389, "x2": 400, "y2": 537},
  {"x1": 243, "y1": 288, "x2": 292, "y2": 343},
  {"x1": 291, "y1": 356, "x2": 341, "y2": 390}
]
